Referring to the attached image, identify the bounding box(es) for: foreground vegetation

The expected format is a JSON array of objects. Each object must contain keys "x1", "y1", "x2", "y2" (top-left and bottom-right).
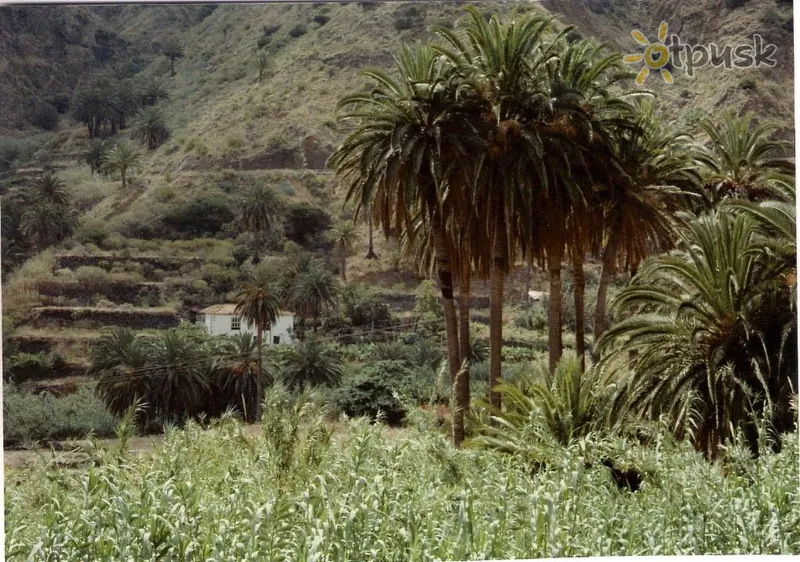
[{"x1": 5, "y1": 392, "x2": 799, "y2": 560}]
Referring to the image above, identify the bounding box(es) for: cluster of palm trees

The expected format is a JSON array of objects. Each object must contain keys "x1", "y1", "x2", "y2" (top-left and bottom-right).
[
  {"x1": 72, "y1": 73, "x2": 169, "y2": 140},
  {"x1": 91, "y1": 325, "x2": 348, "y2": 426},
  {"x1": 1, "y1": 171, "x2": 78, "y2": 268},
  {"x1": 92, "y1": 325, "x2": 274, "y2": 425},
  {"x1": 329, "y1": 8, "x2": 795, "y2": 450}
]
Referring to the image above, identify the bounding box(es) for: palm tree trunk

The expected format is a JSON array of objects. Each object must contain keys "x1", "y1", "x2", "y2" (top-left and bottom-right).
[
  {"x1": 547, "y1": 241, "x2": 565, "y2": 373},
  {"x1": 121, "y1": 169, "x2": 127, "y2": 191},
  {"x1": 430, "y1": 213, "x2": 461, "y2": 404},
  {"x1": 453, "y1": 271, "x2": 471, "y2": 447},
  {"x1": 489, "y1": 225, "x2": 505, "y2": 410},
  {"x1": 593, "y1": 232, "x2": 617, "y2": 361},
  {"x1": 340, "y1": 252, "x2": 347, "y2": 281},
  {"x1": 573, "y1": 252, "x2": 586, "y2": 373},
  {"x1": 255, "y1": 327, "x2": 263, "y2": 422},
  {"x1": 170, "y1": 57, "x2": 176, "y2": 76},
  {"x1": 365, "y1": 214, "x2": 378, "y2": 259}
]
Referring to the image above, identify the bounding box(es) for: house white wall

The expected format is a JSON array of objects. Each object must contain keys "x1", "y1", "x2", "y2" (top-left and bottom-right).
[{"x1": 198, "y1": 313, "x2": 295, "y2": 344}]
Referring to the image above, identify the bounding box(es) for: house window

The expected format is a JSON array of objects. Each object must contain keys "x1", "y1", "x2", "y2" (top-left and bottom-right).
[
  {"x1": 231, "y1": 317, "x2": 241, "y2": 331},
  {"x1": 273, "y1": 336, "x2": 280, "y2": 345}
]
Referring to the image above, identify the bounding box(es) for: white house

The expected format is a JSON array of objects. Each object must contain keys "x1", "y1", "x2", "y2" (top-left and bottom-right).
[{"x1": 197, "y1": 304, "x2": 295, "y2": 345}]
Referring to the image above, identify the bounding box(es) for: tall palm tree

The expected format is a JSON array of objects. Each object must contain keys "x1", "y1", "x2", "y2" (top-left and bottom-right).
[
  {"x1": 129, "y1": 107, "x2": 170, "y2": 150},
  {"x1": 436, "y1": 9, "x2": 580, "y2": 385},
  {"x1": 598, "y1": 211, "x2": 797, "y2": 459},
  {"x1": 282, "y1": 338, "x2": 344, "y2": 390},
  {"x1": 102, "y1": 141, "x2": 143, "y2": 190},
  {"x1": 148, "y1": 330, "x2": 210, "y2": 421},
  {"x1": 692, "y1": 113, "x2": 794, "y2": 210},
  {"x1": 239, "y1": 184, "x2": 282, "y2": 264},
  {"x1": 162, "y1": 38, "x2": 185, "y2": 77},
  {"x1": 591, "y1": 106, "x2": 699, "y2": 350},
  {"x1": 82, "y1": 139, "x2": 108, "y2": 175},
  {"x1": 329, "y1": 42, "x2": 487, "y2": 432},
  {"x1": 286, "y1": 259, "x2": 340, "y2": 332},
  {"x1": 217, "y1": 332, "x2": 275, "y2": 423},
  {"x1": 92, "y1": 327, "x2": 152, "y2": 418},
  {"x1": 327, "y1": 220, "x2": 359, "y2": 281},
  {"x1": 364, "y1": 204, "x2": 379, "y2": 259},
  {"x1": 234, "y1": 267, "x2": 282, "y2": 421}
]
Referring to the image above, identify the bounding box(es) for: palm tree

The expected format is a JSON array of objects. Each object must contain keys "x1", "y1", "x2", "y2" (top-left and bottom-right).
[
  {"x1": 692, "y1": 113, "x2": 794, "y2": 209},
  {"x1": 20, "y1": 202, "x2": 77, "y2": 250},
  {"x1": 591, "y1": 106, "x2": 699, "y2": 350},
  {"x1": 234, "y1": 267, "x2": 282, "y2": 421},
  {"x1": 82, "y1": 139, "x2": 108, "y2": 175},
  {"x1": 30, "y1": 171, "x2": 70, "y2": 206},
  {"x1": 162, "y1": 38, "x2": 185, "y2": 77},
  {"x1": 282, "y1": 338, "x2": 344, "y2": 390},
  {"x1": 286, "y1": 259, "x2": 340, "y2": 332},
  {"x1": 330, "y1": 42, "x2": 488, "y2": 431},
  {"x1": 140, "y1": 76, "x2": 170, "y2": 107},
  {"x1": 598, "y1": 211, "x2": 797, "y2": 459},
  {"x1": 148, "y1": 330, "x2": 210, "y2": 421},
  {"x1": 129, "y1": 107, "x2": 170, "y2": 149},
  {"x1": 255, "y1": 50, "x2": 269, "y2": 83},
  {"x1": 92, "y1": 328, "x2": 153, "y2": 418},
  {"x1": 217, "y1": 332, "x2": 275, "y2": 423},
  {"x1": 436, "y1": 9, "x2": 580, "y2": 386},
  {"x1": 364, "y1": 205, "x2": 379, "y2": 259},
  {"x1": 72, "y1": 76, "x2": 121, "y2": 137},
  {"x1": 239, "y1": 184, "x2": 282, "y2": 264},
  {"x1": 327, "y1": 220, "x2": 359, "y2": 281},
  {"x1": 102, "y1": 141, "x2": 143, "y2": 190}
]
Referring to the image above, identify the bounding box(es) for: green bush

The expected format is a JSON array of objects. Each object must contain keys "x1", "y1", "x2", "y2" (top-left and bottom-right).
[
  {"x1": 514, "y1": 307, "x2": 546, "y2": 331},
  {"x1": 162, "y1": 193, "x2": 235, "y2": 237},
  {"x1": 6, "y1": 353, "x2": 69, "y2": 383},
  {"x1": 724, "y1": 0, "x2": 747, "y2": 8},
  {"x1": 3, "y1": 383, "x2": 119, "y2": 446},
  {"x1": 0, "y1": 137, "x2": 45, "y2": 172},
  {"x1": 333, "y1": 361, "x2": 410, "y2": 425},
  {"x1": 30, "y1": 104, "x2": 60, "y2": 131},
  {"x1": 312, "y1": 14, "x2": 330, "y2": 26},
  {"x1": 74, "y1": 265, "x2": 111, "y2": 293},
  {"x1": 288, "y1": 24, "x2": 308, "y2": 38}
]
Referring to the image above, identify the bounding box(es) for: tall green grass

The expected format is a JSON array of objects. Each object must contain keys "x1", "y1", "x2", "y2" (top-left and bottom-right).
[{"x1": 5, "y1": 390, "x2": 799, "y2": 560}]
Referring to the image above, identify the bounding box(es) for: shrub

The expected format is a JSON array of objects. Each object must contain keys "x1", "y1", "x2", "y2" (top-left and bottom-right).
[
  {"x1": 724, "y1": 0, "x2": 747, "y2": 8},
  {"x1": 74, "y1": 265, "x2": 111, "y2": 293},
  {"x1": 288, "y1": 24, "x2": 308, "y2": 38},
  {"x1": 340, "y1": 284, "x2": 391, "y2": 327},
  {"x1": 284, "y1": 203, "x2": 332, "y2": 248},
  {"x1": 393, "y1": 5, "x2": 424, "y2": 31},
  {"x1": 414, "y1": 280, "x2": 443, "y2": 319},
  {"x1": 514, "y1": 307, "x2": 546, "y2": 331},
  {"x1": 47, "y1": 94, "x2": 70, "y2": 114},
  {"x1": 333, "y1": 362, "x2": 410, "y2": 425},
  {"x1": 3, "y1": 383, "x2": 119, "y2": 446},
  {"x1": 740, "y1": 77, "x2": 757, "y2": 90},
  {"x1": 30, "y1": 104, "x2": 60, "y2": 131},
  {"x1": 6, "y1": 352, "x2": 69, "y2": 383},
  {"x1": 162, "y1": 193, "x2": 235, "y2": 237},
  {"x1": 262, "y1": 24, "x2": 281, "y2": 36},
  {"x1": 312, "y1": 14, "x2": 330, "y2": 26}
]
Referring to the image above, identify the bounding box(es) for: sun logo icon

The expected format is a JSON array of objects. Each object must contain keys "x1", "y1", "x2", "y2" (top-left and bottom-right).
[{"x1": 624, "y1": 21, "x2": 674, "y2": 85}]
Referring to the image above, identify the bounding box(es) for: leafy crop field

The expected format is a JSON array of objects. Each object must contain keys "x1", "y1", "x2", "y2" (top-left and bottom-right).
[{"x1": 5, "y1": 392, "x2": 799, "y2": 561}]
